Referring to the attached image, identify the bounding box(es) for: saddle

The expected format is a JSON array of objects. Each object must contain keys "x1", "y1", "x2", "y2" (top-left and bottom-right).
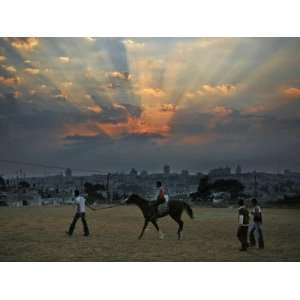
[{"x1": 157, "y1": 202, "x2": 169, "y2": 215}]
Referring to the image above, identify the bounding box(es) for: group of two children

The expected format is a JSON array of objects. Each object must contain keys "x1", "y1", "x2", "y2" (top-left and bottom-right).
[{"x1": 237, "y1": 198, "x2": 264, "y2": 251}]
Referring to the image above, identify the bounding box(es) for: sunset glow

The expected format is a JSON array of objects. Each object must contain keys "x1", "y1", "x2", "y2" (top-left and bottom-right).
[{"x1": 1, "y1": 37, "x2": 300, "y2": 173}]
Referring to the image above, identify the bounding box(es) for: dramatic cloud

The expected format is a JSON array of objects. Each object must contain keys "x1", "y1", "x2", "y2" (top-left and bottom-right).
[
  {"x1": 161, "y1": 103, "x2": 176, "y2": 112},
  {"x1": 244, "y1": 104, "x2": 266, "y2": 114},
  {"x1": 0, "y1": 76, "x2": 21, "y2": 86},
  {"x1": 1, "y1": 37, "x2": 300, "y2": 174},
  {"x1": 212, "y1": 106, "x2": 233, "y2": 117},
  {"x1": 138, "y1": 87, "x2": 166, "y2": 98},
  {"x1": 61, "y1": 81, "x2": 73, "y2": 88},
  {"x1": 24, "y1": 67, "x2": 40, "y2": 75},
  {"x1": 283, "y1": 87, "x2": 300, "y2": 97},
  {"x1": 87, "y1": 104, "x2": 103, "y2": 113},
  {"x1": 107, "y1": 71, "x2": 131, "y2": 80},
  {"x1": 10, "y1": 37, "x2": 39, "y2": 51},
  {"x1": 59, "y1": 56, "x2": 71, "y2": 63},
  {"x1": 200, "y1": 84, "x2": 237, "y2": 96},
  {"x1": 97, "y1": 114, "x2": 168, "y2": 137},
  {"x1": 13, "y1": 91, "x2": 22, "y2": 98},
  {"x1": 122, "y1": 39, "x2": 145, "y2": 50},
  {"x1": 85, "y1": 37, "x2": 96, "y2": 42},
  {"x1": 187, "y1": 84, "x2": 238, "y2": 98},
  {"x1": 53, "y1": 94, "x2": 65, "y2": 99},
  {"x1": 3, "y1": 65, "x2": 17, "y2": 73}
]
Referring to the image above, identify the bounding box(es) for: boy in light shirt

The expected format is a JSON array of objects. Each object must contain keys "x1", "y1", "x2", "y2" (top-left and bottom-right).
[
  {"x1": 249, "y1": 198, "x2": 264, "y2": 249},
  {"x1": 67, "y1": 190, "x2": 95, "y2": 236}
]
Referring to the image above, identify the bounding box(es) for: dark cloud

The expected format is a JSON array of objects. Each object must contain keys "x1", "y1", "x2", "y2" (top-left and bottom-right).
[
  {"x1": 100, "y1": 38, "x2": 129, "y2": 72},
  {"x1": 119, "y1": 103, "x2": 142, "y2": 118},
  {"x1": 170, "y1": 110, "x2": 212, "y2": 135},
  {"x1": 64, "y1": 133, "x2": 112, "y2": 145},
  {"x1": 120, "y1": 132, "x2": 166, "y2": 143},
  {"x1": 1, "y1": 37, "x2": 300, "y2": 175}
]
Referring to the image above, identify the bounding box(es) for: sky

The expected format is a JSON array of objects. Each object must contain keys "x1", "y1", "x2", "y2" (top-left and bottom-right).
[{"x1": 0, "y1": 37, "x2": 300, "y2": 176}]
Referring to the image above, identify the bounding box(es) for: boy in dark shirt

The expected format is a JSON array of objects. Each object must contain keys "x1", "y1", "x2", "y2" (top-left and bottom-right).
[
  {"x1": 249, "y1": 198, "x2": 264, "y2": 249},
  {"x1": 237, "y1": 199, "x2": 250, "y2": 251}
]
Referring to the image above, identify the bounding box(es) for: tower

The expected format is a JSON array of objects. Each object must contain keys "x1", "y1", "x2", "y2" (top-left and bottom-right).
[
  {"x1": 163, "y1": 164, "x2": 170, "y2": 175},
  {"x1": 236, "y1": 164, "x2": 242, "y2": 175},
  {"x1": 65, "y1": 168, "x2": 72, "y2": 177}
]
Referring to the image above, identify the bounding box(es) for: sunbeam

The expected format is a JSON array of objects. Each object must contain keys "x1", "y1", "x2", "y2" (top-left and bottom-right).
[{"x1": 1, "y1": 37, "x2": 300, "y2": 172}]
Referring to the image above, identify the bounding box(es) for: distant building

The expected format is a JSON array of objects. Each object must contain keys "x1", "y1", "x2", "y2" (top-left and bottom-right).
[
  {"x1": 283, "y1": 169, "x2": 300, "y2": 179},
  {"x1": 129, "y1": 168, "x2": 138, "y2": 177},
  {"x1": 181, "y1": 169, "x2": 189, "y2": 177},
  {"x1": 209, "y1": 166, "x2": 231, "y2": 177},
  {"x1": 163, "y1": 164, "x2": 170, "y2": 175},
  {"x1": 284, "y1": 169, "x2": 300, "y2": 176},
  {"x1": 236, "y1": 164, "x2": 242, "y2": 175},
  {"x1": 140, "y1": 170, "x2": 148, "y2": 177},
  {"x1": 0, "y1": 175, "x2": 5, "y2": 187},
  {"x1": 65, "y1": 168, "x2": 72, "y2": 177}
]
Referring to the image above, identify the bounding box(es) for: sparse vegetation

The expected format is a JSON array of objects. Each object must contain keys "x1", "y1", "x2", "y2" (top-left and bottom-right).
[{"x1": 0, "y1": 206, "x2": 299, "y2": 261}]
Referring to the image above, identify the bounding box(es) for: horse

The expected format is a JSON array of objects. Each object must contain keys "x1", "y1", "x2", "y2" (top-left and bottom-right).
[{"x1": 122, "y1": 194, "x2": 194, "y2": 240}]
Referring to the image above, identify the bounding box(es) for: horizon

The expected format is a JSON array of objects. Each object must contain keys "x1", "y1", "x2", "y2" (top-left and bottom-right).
[{"x1": 1, "y1": 160, "x2": 299, "y2": 179}]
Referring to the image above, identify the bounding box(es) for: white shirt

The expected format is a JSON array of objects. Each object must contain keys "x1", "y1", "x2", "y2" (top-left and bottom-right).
[
  {"x1": 75, "y1": 195, "x2": 86, "y2": 213},
  {"x1": 251, "y1": 205, "x2": 262, "y2": 215},
  {"x1": 238, "y1": 205, "x2": 248, "y2": 226},
  {"x1": 251, "y1": 205, "x2": 262, "y2": 222},
  {"x1": 164, "y1": 194, "x2": 169, "y2": 202}
]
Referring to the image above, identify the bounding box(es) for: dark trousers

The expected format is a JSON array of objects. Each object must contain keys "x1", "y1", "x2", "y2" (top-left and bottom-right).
[
  {"x1": 151, "y1": 198, "x2": 166, "y2": 218},
  {"x1": 249, "y1": 222, "x2": 264, "y2": 248},
  {"x1": 154, "y1": 198, "x2": 165, "y2": 207},
  {"x1": 237, "y1": 226, "x2": 249, "y2": 250},
  {"x1": 68, "y1": 212, "x2": 90, "y2": 235}
]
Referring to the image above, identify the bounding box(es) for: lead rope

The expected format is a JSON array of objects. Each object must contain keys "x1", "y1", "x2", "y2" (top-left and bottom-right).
[{"x1": 92, "y1": 204, "x2": 123, "y2": 211}]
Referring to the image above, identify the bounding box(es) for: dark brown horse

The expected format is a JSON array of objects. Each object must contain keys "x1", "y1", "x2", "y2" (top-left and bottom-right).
[{"x1": 122, "y1": 194, "x2": 194, "y2": 240}]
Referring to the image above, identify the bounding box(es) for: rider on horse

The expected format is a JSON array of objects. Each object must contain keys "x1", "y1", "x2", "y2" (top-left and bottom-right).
[{"x1": 152, "y1": 181, "x2": 167, "y2": 217}]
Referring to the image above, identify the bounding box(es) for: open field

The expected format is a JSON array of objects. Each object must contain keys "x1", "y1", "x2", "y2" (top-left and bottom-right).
[{"x1": 0, "y1": 206, "x2": 300, "y2": 261}]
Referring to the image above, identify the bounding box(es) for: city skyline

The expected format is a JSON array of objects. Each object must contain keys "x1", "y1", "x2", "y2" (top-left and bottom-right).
[
  {"x1": 1, "y1": 37, "x2": 300, "y2": 175},
  {"x1": 1, "y1": 160, "x2": 298, "y2": 178}
]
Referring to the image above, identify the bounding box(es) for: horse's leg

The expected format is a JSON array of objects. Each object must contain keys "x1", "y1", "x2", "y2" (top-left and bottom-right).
[
  {"x1": 151, "y1": 220, "x2": 164, "y2": 240},
  {"x1": 170, "y1": 214, "x2": 184, "y2": 240},
  {"x1": 138, "y1": 219, "x2": 149, "y2": 240},
  {"x1": 177, "y1": 219, "x2": 184, "y2": 240}
]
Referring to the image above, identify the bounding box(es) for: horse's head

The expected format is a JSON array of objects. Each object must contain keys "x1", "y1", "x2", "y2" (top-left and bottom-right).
[{"x1": 121, "y1": 194, "x2": 142, "y2": 205}]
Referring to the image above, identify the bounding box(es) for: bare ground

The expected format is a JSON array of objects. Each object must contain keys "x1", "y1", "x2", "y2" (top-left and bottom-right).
[{"x1": 0, "y1": 206, "x2": 299, "y2": 261}]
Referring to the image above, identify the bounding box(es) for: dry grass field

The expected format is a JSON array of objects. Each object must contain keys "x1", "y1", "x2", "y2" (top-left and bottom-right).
[{"x1": 0, "y1": 205, "x2": 300, "y2": 261}]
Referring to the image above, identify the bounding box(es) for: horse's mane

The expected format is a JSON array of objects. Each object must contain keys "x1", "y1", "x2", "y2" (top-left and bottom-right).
[{"x1": 130, "y1": 193, "x2": 148, "y2": 202}]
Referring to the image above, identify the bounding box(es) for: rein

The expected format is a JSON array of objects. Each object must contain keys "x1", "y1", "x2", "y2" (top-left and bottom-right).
[{"x1": 92, "y1": 204, "x2": 123, "y2": 211}]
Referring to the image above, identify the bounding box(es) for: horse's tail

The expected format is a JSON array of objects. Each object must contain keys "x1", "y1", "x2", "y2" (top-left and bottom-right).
[{"x1": 183, "y1": 202, "x2": 194, "y2": 219}]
